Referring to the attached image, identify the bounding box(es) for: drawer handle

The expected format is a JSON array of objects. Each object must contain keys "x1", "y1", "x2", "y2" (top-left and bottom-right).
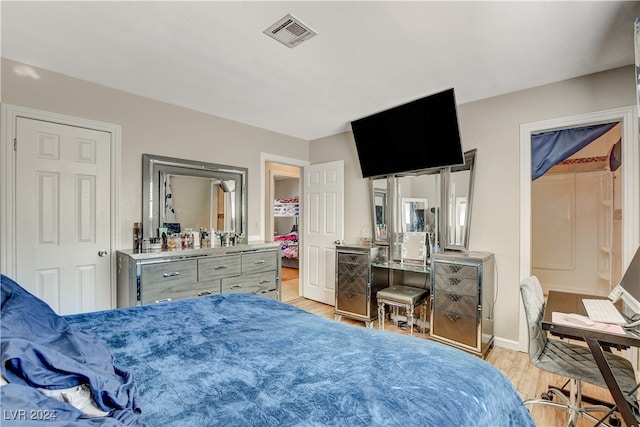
[
  {"x1": 448, "y1": 277, "x2": 462, "y2": 286},
  {"x1": 163, "y1": 272, "x2": 180, "y2": 278},
  {"x1": 446, "y1": 313, "x2": 461, "y2": 322},
  {"x1": 230, "y1": 284, "x2": 242, "y2": 289},
  {"x1": 447, "y1": 265, "x2": 463, "y2": 273},
  {"x1": 258, "y1": 279, "x2": 270, "y2": 284},
  {"x1": 198, "y1": 291, "x2": 212, "y2": 296},
  {"x1": 214, "y1": 265, "x2": 228, "y2": 270},
  {"x1": 346, "y1": 291, "x2": 355, "y2": 298},
  {"x1": 347, "y1": 276, "x2": 356, "y2": 283},
  {"x1": 447, "y1": 293, "x2": 460, "y2": 302},
  {"x1": 155, "y1": 298, "x2": 172, "y2": 303},
  {"x1": 254, "y1": 260, "x2": 266, "y2": 265}
]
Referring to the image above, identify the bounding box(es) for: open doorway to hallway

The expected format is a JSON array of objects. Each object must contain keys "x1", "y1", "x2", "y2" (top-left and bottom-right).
[{"x1": 265, "y1": 161, "x2": 301, "y2": 302}]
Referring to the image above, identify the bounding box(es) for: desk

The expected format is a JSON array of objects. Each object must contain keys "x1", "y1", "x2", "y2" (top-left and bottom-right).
[{"x1": 543, "y1": 291, "x2": 640, "y2": 426}]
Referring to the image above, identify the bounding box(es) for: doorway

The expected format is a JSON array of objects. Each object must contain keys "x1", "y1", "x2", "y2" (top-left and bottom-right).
[
  {"x1": 1, "y1": 104, "x2": 121, "y2": 313},
  {"x1": 531, "y1": 123, "x2": 622, "y2": 296},
  {"x1": 519, "y1": 105, "x2": 639, "y2": 352},
  {"x1": 265, "y1": 161, "x2": 301, "y2": 302}
]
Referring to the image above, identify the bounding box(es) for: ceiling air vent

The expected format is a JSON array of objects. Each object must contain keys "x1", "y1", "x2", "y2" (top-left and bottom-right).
[{"x1": 263, "y1": 14, "x2": 317, "y2": 48}]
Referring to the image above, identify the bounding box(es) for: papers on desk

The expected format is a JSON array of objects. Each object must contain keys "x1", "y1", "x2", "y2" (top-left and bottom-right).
[{"x1": 552, "y1": 312, "x2": 627, "y2": 335}]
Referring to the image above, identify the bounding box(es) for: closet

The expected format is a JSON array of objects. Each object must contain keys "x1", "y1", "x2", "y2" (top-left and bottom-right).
[{"x1": 273, "y1": 177, "x2": 299, "y2": 269}]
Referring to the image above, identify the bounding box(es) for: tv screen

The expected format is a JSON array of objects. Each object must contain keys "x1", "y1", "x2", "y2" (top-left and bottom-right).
[{"x1": 351, "y1": 88, "x2": 464, "y2": 178}]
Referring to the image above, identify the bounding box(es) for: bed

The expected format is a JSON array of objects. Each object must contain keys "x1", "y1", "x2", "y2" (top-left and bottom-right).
[
  {"x1": 274, "y1": 230, "x2": 298, "y2": 268},
  {"x1": 1, "y1": 274, "x2": 534, "y2": 426}
]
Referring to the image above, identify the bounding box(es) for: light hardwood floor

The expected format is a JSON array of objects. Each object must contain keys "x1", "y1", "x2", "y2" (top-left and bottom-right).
[{"x1": 281, "y1": 276, "x2": 619, "y2": 427}]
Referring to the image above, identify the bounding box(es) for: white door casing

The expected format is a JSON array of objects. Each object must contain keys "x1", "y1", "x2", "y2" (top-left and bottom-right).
[
  {"x1": 302, "y1": 160, "x2": 344, "y2": 305},
  {"x1": 1, "y1": 104, "x2": 121, "y2": 313}
]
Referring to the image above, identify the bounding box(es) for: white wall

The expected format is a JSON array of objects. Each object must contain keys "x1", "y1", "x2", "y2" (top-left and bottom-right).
[
  {"x1": 1, "y1": 58, "x2": 309, "y2": 244},
  {"x1": 310, "y1": 65, "x2": 637, "y2": 344}
]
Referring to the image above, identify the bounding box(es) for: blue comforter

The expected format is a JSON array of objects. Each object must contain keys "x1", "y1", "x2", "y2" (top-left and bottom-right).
[
  {"x1": 1, "y1": 275, "x2": 145, "y2": 426},
  {"x1": 1, "y1": 274, "x2": 534, "y2": 426}
]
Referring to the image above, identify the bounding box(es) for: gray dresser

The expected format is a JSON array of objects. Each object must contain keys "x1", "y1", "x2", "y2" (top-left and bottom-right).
[
  {"x1": 334, "y1": 244, "x2": 387, "y2": 327},
  {"x1": 430, "y1": 251, "x2": 495, "y2": 358},
  {"x1": 116, "y1": 243, "x2": 281, "y2": 307}
]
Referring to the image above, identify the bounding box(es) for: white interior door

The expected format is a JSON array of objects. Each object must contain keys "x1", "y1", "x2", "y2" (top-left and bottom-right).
[
  {"x1": 302, "y1": 160, "x2": 344, "y2": 305},
  {"x1": 15, "y1": 117, "x2": 112, "y2": 315}
]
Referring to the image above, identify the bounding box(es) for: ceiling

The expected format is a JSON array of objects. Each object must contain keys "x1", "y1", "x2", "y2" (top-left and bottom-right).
[{"x1": 2, "y1": 1, "x2": 639, "y2": 141}]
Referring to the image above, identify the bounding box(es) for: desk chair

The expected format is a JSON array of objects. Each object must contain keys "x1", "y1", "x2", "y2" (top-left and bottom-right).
[{"x1": 520, "y1": 276, "x2": 637, "y2": 427}]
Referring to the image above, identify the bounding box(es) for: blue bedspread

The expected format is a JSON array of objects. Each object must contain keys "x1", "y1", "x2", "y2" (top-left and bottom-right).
[
  {"x1": 1, "y1": 274, "x2": 534, "y2": 426},
  {"x1": 1, "y1": 275, "x2": 145, "y2": 426}
]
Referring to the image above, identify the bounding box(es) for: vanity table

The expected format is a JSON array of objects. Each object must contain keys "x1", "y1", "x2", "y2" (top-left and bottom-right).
[{"x1": 117, "y1": 243, "x2": 281, "y2": 307}]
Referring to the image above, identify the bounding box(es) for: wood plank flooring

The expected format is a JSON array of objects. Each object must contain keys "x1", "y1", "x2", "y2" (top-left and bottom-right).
[{"x1": 282, "y1": 275, "x2": 619, "y2": 427}]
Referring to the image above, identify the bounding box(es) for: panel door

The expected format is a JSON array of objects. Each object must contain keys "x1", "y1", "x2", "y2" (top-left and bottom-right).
[
  {"x1": 302, "y1": 160, "x2": 344, "y2": 305},
  {"x1": 15, "y1": 117, "x2": 112, "y2": 314}
]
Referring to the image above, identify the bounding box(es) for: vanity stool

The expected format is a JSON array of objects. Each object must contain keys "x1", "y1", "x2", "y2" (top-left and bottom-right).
[{"x1": 377, "y1": 285, "x2": 429, "y2": 335}]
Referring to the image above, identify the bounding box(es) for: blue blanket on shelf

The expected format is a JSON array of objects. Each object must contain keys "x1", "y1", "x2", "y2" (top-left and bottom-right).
[{"x1": 1, "y1": 274, "x2": 534, "y2": 426}]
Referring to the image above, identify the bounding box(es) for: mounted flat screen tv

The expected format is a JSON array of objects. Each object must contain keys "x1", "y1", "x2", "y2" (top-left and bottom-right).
[{"x1": 351, "y1": 88, "x2": 464, "y2": 178}]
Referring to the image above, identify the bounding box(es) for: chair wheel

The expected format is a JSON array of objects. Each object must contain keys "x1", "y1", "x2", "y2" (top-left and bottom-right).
[
  {"x1": 609, "y1": 414, "x2": 621, "y2": 427},
  {"x1": 540, "y1": 391, "x2": 553, "y2": 401}
]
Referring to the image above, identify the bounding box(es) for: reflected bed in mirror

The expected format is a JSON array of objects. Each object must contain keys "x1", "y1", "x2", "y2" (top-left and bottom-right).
[{"x1": 143, "y1": 154, "x2": 248, "y2": 239}]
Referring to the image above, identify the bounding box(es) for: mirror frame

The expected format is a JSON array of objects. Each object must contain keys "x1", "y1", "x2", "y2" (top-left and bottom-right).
[
  {"x1": 369, "y1": 177, "x2": 391, "y2": 245},
  {"x1": 388, "y1": 167, "x2": 442, "y2": 261},
  {"x1": 142, "y1": 154, "x2": 248, "y2": 239},
  {"x1": 441, "y1": 149, "x2": 477, "y2": 251}
]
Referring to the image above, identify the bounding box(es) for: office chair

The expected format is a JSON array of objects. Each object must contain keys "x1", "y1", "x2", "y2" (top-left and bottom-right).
[{"x1": 520, "y1": 276, "x2": 637, "y2": 427}]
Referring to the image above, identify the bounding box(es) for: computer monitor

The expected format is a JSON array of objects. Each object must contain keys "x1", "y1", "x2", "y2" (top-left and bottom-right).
[{"x1": 609, "y1": 247, "x2": 640, "y2": 319}]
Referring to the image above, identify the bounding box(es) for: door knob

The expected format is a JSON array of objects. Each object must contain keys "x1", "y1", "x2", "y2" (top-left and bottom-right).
[{"x1": 98, "y1": 250, "x2": 108, "y2": 257}]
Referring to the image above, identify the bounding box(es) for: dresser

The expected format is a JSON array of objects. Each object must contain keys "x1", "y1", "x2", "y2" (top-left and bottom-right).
[
  {"x1": 334, "y1": 244, "x2": 387, "y2": 327},
  {"x1": 116, "y1": 243, "x2": 281, "y2": 307},
  {"x1": 430, "y1": 251, "x2": 495, "y2": 358}
]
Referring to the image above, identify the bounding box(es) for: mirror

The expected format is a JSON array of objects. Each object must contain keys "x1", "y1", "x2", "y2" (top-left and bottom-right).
[
  {"x1": 442, "y1": 149, "x2": 477, "y2": 251},
  {"x1": 390, "y1": 170, "x2": 441, "y2": 261},
  {"x1": 401, "y1": 232, "x2": 428, "y2": 265},
  {"x1": 370, "y1": 178, "x2": 389, "y2": 244},
  {"x1": 402, "y1": 198, "x2": 428, "y2": 232},
  {"x1": 143, "y1": 154, "x2": 248, "y2": 239}
]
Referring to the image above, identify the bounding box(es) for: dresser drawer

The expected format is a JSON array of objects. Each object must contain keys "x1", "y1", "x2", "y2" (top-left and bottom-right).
[
  {"x1": 141, "y1": 280, "x2": 220, "y2": 304},
  {"x1": 337, "y1": 261, "x2": 368, "y2": 277},
  {"x1": 336, "y1": 289, "x2": 368, "y2": 317},
  {"x1": 433, "y1": 290, "x2": 478, "y2": 318},
  {"x1": 434, "y1": 274, "x2": 478, "y2": 296},
  {"x1": 242, "y1": 251, "x2": 277, "y2": 275},
  {"x1": 431, "y1": 309, "x2": 478, "y2": 349},
  {"x1": 337, "y1": 274, "x2": 368, "y2": 294},
  {"x1": 140, "y1": 260, "x2": 197, "y2": 288},
  {"x1": 338, "y1": 252, "x2": 368, "y2": 266},
  {"x1": 433, "y1": 262, "x2": 478, "y2": 280},
  {"x1": 198, "y1": 255, "x2": 241, "y2": 281},
  {"x1": 222, "y1": 271, "x2": 277, "y2": 294}
]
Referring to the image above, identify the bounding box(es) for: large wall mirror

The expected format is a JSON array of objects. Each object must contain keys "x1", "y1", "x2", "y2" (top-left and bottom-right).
[
  {"x1": 390, "y1": 169, "x2": 441, "y2": 261},
  {"x1": 142, "y1": 154, "x2": 248, "y2": 239},
  {"x1": 370, "y1": 178, "x2": 389, "y2": 244},
  {"x1": 442, "y1": 149, "x2": 477, "y2": 251},
  {"x1": 368, "y1": 149, "x2": 477, "y2": 259}
]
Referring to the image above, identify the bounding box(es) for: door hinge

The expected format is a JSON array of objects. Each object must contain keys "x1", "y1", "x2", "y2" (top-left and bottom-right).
[{"x1": 13, "y1": 138, "x2": 17, "y2": 151}]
